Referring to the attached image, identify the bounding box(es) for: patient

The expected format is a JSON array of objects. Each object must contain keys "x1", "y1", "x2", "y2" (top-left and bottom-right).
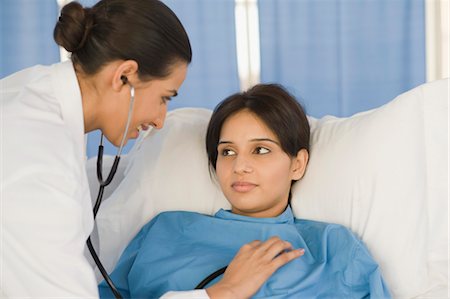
[{"x1": 99, "y1": 84, "x2": 391, "y2": 298}]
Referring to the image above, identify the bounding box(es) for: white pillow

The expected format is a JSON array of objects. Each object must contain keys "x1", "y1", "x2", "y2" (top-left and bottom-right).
[
  {"x1": 291, "y1": 78, "x2": 448, "y2": 297},
  {"x1": 94, "y1": 79, "x2": 448, "y2": 298}
]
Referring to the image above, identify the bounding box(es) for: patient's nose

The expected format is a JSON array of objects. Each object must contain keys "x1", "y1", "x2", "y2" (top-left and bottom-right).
[{"x1": 233, "y1": 155, "x2": 253, "y2": 174}]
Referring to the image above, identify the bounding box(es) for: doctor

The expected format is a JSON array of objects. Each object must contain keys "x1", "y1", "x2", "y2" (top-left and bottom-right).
[{"x1": 1, "y1": 0, "x2": 302, "y2": 298}]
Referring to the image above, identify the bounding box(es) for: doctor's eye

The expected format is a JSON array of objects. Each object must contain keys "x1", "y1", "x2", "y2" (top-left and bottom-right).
[
  {"x1": 161, "y1": 96, "x2": 172, "y2": 104},
  {"x1": 221, "y1": 149, "x2": 236, "y2": 156},
  {"x1": 254, "y1": 147, "x2": 270, "y2": 155}
]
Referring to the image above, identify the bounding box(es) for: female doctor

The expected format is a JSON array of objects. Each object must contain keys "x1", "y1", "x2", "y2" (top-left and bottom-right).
[{"x1": 0, "y1": 0, "x2": 302, "y2": 298}]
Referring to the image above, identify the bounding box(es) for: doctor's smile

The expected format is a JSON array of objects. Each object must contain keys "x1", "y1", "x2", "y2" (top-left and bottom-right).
[{"x1": 137, "y1": 123, "x2": 150, "y2": 132}]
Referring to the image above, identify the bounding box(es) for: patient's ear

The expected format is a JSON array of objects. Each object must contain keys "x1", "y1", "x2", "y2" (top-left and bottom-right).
[{"x1": 291, "y1": 149, "x2": 309, "y2": 181}]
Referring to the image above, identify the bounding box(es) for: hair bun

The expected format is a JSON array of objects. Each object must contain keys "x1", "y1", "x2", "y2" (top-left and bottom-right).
[{"x1": 53, "y1": 1, "x2": 93, "y2": 53}]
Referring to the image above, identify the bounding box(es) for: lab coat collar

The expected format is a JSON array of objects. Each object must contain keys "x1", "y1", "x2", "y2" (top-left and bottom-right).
[
  {"x1": 50, "y1": 61, "x2": 86, "y2": 162},
  {"x1": 214, "y1": 206, "x2": 295, "y2": 224}
]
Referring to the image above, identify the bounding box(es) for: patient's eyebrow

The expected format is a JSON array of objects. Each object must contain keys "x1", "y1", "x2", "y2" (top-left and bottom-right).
[
  {"x1": 218, "y1": 138, "x2": 280, "y2": 145},
  {"x1": 250, "y1": 138, "x2": 280, "y2": 145}
]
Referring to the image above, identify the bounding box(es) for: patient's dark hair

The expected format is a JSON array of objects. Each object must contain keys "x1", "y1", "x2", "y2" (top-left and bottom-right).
[
  {"x1": 54, "y1": 0, "x2": 192, "y2": 79},
  {"x1": 206, "y1": 83, "x2": 310, "y2": 170}
]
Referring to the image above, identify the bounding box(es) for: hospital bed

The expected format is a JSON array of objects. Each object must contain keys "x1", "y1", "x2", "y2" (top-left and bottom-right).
[{"x1": 87, "y1": 78, "x2": 449, "y2": 298}]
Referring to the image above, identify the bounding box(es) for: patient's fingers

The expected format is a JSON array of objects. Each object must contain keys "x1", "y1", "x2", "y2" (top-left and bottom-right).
[
  {"x1": 245, "y1": 240, "x2": 262, "y2": 248},
  {"x1": 253, "y1": 236, "x2": 294, "y2": 261},
  {"x1": 257, "y1": 236, "x2": 284, "y2": 250},
  {"x1": 272, "y1": 247, "x2": 305, "y2": 270},
  {"x1": 238, "y1": 237, "x2": 287, "y2": 259},
  {"x1": 263, "y1": 238, "x2": 295, "y2": 262}
]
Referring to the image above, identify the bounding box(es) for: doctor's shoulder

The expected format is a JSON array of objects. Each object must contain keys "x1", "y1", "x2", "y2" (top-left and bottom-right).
[
  {"x1": 2, "y1": 62, "x2": 82, "y2": 172},
  {"x1": 2, "y1": 64, "x2": 56, "y2": 123},
  {"x1": 1, "y1": 63, "x2": 65, "y2": 121},
  {"x1": 1, "y1": 64, "x2": 53, "y2": 93}
]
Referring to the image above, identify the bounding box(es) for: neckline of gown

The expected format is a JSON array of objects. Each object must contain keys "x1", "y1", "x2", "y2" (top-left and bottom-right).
[{"x1": 214, "y1": 206, "x2": 294, "y2": 224}]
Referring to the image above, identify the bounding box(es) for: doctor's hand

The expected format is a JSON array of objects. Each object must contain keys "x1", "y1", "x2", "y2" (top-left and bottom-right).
[{"x1": 206, "y1": 236, "x2": 305, "y2": 299}]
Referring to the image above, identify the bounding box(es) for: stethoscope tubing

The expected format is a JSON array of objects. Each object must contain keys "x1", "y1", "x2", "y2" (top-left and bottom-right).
[
  {"x1": 88, "y1": 83, "x2": 136, "y2": 299},
  {"x1": 195, "y1": 266, "x2": 228, "y2": 289}
]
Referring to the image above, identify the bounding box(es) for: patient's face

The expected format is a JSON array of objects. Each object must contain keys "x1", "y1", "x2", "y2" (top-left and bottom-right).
[{"x1": 216, "y1": 110, "x2": 299, "y2": 218}]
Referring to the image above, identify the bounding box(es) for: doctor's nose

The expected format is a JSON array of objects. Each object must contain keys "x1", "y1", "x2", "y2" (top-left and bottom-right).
[
  {"x1": 152, "y1": 106, "x2": 167, "y2": 129},
  {"x1": 233, "y1": 155, "x2": 253, "y2": 174}
]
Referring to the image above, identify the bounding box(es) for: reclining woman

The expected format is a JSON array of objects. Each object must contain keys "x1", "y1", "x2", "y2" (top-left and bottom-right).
[{"x1": 99, "y1": 84, "x2": 391, "y2": 298}]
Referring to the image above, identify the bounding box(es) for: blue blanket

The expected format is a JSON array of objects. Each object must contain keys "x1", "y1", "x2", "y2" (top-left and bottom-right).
[{"x1": 99, "y1": 207, "x2": 391, "y2": 298}]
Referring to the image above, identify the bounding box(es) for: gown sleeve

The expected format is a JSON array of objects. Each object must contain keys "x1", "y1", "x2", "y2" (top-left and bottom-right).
[{"x1": 345, "y1": 239, "x2": 392, "y2": 298}]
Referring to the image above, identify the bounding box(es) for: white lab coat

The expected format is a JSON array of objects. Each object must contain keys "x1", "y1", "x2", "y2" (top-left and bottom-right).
[
  {"x1": 0, "y1": 61, "x2": 208, "y2": 299},
  {"x1": 1, "y1": 61, "x2": 98, "y2": 297}
]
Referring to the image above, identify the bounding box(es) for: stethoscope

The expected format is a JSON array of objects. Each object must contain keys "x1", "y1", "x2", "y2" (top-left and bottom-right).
[{"x1": 86, "y1": 77, "x2": 227, "y2": 299}]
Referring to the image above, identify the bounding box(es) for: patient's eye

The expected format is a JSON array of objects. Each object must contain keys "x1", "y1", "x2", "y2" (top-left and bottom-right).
[
  {"x1": 254, "y1": 147, "x2": 270, "y2": 155},
  {"x1": 221, "y1": 149, "x2": 236, "y2": 156}
]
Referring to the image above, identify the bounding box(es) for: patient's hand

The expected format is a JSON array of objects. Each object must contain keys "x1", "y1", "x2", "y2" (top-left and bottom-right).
[{"x1": 206, "y1": 236, "x2": 304, "y2": 299}]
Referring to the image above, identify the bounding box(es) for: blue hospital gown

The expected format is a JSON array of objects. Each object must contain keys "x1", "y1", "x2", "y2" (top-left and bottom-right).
[{"x1": 99, "y1": 207, "x2": 391, "y2": 298}]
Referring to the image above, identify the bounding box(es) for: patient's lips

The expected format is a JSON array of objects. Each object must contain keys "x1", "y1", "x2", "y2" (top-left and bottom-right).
[{"x1": 232, "y1": 181, "x2": 257, "y2": 193}]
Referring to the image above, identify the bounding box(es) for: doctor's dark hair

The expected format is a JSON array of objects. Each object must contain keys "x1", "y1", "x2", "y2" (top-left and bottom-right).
[
  {"x1": 54, "y1": 0, "x2": 192, "y2": 78},
  {"x1": 206, "y1": 83, "x2": 310, "y2": 170}
]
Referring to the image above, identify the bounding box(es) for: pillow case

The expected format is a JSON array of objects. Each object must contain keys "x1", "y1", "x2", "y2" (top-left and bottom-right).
[{"x1": 94, "y1": 79, "x2": 448, "y2": 298}]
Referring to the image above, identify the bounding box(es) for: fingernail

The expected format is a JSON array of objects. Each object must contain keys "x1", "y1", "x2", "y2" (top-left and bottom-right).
[{"x1": 298, "y1": 248, "x2": 305, "y2": 255}]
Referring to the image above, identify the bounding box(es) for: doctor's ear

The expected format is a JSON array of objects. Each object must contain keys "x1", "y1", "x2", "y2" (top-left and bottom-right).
[
  {"x1": 112, "y1": 60, "x2": 138, "y2": 91},
  {"x1": 291, "y1": 149, "x2": 309, "y2": 181}
]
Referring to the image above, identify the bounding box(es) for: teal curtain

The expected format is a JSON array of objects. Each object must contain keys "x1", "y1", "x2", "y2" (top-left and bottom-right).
[{"x1": 0, "y1": 0, "x2": 60, "y2": 78}]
